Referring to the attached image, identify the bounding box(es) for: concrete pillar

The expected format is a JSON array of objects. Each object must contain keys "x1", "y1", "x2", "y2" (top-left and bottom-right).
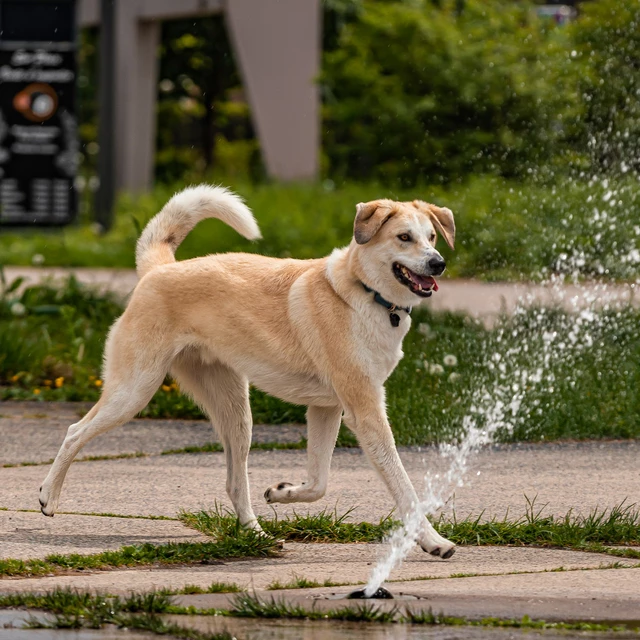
[
  {"x1": 113, "y1": 1, "x2": 160, "y2": 192},
  {"x1": 80, "y1": 0, "x2": 321, "y2": 189},
  {"x1": 226, "y1": 0, "x2": 321, "y2": 181}
]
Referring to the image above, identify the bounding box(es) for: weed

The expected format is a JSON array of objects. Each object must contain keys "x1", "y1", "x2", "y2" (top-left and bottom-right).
[
  {"x1": 0, "y1": 534, "x2": 279, "y2": 578},
  {"x1": 180, "y1": 506, "x2": 398, "y2": 544},
  {"x1": 266, "y1": 575, "x2": 349, "y2": 590},
  {"x1": 229, "y1": 592, "x2": 398, "y2": 622}
]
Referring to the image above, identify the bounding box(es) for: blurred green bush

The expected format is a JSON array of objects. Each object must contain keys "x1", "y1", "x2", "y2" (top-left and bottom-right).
[
  {"x1": 71, "y1": 0, "x2": 640, "y2": 186},
  {"x1": 321, "y1": 0, "x2": 573, "y2": 185}
]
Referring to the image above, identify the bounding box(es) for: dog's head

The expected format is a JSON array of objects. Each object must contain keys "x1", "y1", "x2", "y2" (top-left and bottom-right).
[{"x1": 352, "y1": 199, "x2": 455, "y2": 306}]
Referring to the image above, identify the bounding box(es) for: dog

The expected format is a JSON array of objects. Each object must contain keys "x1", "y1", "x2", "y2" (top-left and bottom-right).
[{"x1": 39, "y1": 185, "x2": 456, "y2": 559}]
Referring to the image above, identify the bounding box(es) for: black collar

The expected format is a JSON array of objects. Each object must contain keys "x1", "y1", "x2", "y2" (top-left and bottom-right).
[{"x1": 362, "y1": 283, "x2": 411, "y2": 327}]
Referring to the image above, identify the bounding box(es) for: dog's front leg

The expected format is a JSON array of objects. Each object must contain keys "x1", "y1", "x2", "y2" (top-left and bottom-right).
[
  {"x1": 340, "y1": 388, "x2": 455, "y2": 559},
  {"x1": 264, "y1": 404, "x2": 342, "y2": 504}
]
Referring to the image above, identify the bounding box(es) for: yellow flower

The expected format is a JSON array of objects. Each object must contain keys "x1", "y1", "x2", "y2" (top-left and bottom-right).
[
  {"x1": 44, "y1": 379, "x2": 52, "y2": 387},
  {"x1": 89, "y1": 375, "x2": 96, "y2": 381},
  {"x1": 95, "y1": 379, "x2": 103, "y2": 387},
  {"x1": 33, "y1": 388, "x2": 41, "y2": 395},
  {"x1": 162, "y1": 384, "x2": 171, "y2": 392},
  {"x1": 10, "y1": 375, "x2": 19, "y2": 383},
  {"x1": 55, "y1": 377, "x2": 64, "y2": 388}
]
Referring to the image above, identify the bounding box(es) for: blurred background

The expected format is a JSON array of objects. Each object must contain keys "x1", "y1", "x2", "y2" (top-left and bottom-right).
[{"x1": 1, "y1": 0, "x2": 639, "y2": 446}]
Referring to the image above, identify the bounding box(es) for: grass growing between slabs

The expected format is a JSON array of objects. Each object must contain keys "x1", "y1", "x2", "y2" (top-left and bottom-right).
[
  {"x1": 0, "y1": 526, "x2": 278, "y2": 578},
  {"x1": 1, "y1": 502, "x2": 636, "y2": 579},
  {"x1": 1, "y1": 589, "x2": 632, "y2": 632},
  {"x1": 2, "y1": 273, "x2": 640, "y2": 444},
  {"x1": 0, "y1": 590, "x2": 234, "y2": 639},
  {"x1": 179, "y1": 501, "x2": 640, "y2": 556}
]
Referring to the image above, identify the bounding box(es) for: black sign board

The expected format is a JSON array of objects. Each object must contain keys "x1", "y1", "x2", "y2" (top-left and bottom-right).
[{"x1": 0, "y1": 0, "x2": 77, "y2": 226}]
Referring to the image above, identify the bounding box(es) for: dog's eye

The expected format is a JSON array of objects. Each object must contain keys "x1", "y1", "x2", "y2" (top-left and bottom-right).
[
  {"x1": 430, "y1": 233, "x2": 436, "y2": 243},
  {"x1": 397, "y1": 233, "x2": 412, "y2": 242}
]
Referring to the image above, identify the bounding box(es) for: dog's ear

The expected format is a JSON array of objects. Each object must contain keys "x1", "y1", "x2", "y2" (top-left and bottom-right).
[
  {"x1": 354, "y1": 201, "x2": 394, "y2": 245},
  {"x1": 413, "y1": 200, "x2": 455, "y2": 250}
]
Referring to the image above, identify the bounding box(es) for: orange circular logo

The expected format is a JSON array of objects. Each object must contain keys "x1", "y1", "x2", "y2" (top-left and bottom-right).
[{"x1": 13, "y1": 83, "x2": 58, "y2": 122}]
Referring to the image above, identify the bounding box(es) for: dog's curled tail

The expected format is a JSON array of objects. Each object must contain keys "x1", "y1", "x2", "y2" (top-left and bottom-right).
[{"x1": 135, "y1": 185, "x2": 261, "y2": 279}]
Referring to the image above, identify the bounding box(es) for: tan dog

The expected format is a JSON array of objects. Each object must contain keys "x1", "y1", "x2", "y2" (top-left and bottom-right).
[{"x1": 39, "y1": 185, "x2": 456, "y2": 559}]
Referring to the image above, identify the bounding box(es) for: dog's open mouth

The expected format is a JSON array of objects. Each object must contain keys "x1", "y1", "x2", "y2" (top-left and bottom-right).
[{"x1": 393, "y1": 262, "x2": 439, "y2": 298}]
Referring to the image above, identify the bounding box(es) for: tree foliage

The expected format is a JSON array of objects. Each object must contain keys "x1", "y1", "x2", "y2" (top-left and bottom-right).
[
  {"x1": 321, "y1": 0, "x2": 574, "y2": 185},
  {"x1": 569, "y1": 0, "x2": 640, "y2": 174}
]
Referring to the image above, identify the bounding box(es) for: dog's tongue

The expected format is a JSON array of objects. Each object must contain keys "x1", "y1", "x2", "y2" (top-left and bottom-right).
[{"x1": 411, "y1": 272, "x2": 439, "y2": 291}]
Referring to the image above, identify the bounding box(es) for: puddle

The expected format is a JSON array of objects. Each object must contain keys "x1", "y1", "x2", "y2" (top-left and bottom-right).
[
  {"x1": 164, "y1": 614, "x2": 639, "y2": 639},
  {"x1": 0, "y1": 611, "x2": 157, "y2": 640},
  {"x1": 2, "y1": 609, "x2": 635, "y2": 639}
]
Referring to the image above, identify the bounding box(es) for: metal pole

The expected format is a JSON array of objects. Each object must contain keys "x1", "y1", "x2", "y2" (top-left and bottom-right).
[{"x1": 95, "y1": 0, "x2": 116, "y2": 231}]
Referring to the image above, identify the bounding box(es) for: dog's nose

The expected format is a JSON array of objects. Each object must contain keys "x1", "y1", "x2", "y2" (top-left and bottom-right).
[{"x1": 428, "y1": 255, "x2": 446, "y2": 275}]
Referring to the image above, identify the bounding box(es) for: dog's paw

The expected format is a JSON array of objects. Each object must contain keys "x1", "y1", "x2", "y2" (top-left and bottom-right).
[
  {"x1": 39, "y1": 484, "x2": 56, "y2": 517},
  {"x1": 422, "y1": 543, "x2": 456, "y2": 559},
  {"x1": 419, "y1": 531, "x2": 456, "y2": 559},
  {"x1": 264, "y1": 482, "x2": 294, "y2": 504}
]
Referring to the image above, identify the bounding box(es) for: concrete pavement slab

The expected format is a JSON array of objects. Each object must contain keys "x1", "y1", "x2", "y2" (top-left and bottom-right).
[
  {"x1": 0, "y1": 402, "x2": 304, "y2": 466},
  {"x1": 0, "y1": 542, "x2": 632, "y2": 594},
  {"x1": 1, "y1": 441, "x2": 638, "y2": 522},
  {"x1": 169, "y1": 568, "x2": 640, "y2": 624},
  {"x1": 0, "y1": 511, "x2": 208, "y2": 559}
]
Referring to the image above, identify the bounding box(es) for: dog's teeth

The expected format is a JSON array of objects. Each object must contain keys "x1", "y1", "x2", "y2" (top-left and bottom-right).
[{"x1": 417, "y1": 284, "x2": 422, "y2": 291}]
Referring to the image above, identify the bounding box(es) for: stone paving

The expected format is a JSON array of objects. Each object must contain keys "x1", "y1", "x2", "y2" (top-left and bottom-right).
[{"x1": 0, "y1": 401, "x2": 638, "y2": 628}]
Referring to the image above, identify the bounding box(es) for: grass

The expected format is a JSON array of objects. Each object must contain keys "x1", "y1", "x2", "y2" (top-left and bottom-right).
[
  {"x1": 177, "y1": 582, "x2": 244, "y2": 595},
  {"x1": 1, "y1": 588, "x2": 635, "y2": 631},
  {"x1": 0, "y1": 530, "x2": 279, "y2": 578},
  {"x1": 0, "y1": 590, "x2": 233, "y2": 639},
  {"x1": 227, "y1": 593, "x2": 633, "y2": 629},
  {"x1": 179, "y1": 500, "x2": 640, "y2": 554},
  {"x1": 2, "y1": 273, "x2": 640, "y2": 444},
  {"x1": 2, "y1": 174, "x2": 640, "y2": 282},
  {"x1": 179, "y1": 506, "x2": 398, "y2": 544},
  {"x1": 266, "y1": 575, "x2": 349, "y2": 590},
  {"x1": 229, "y1": 592, "x2": 398, "y2": 623},
  {"x1": 439, "y1": 498, "x2": 640, "y2": 550},
  {"x1": 0, "y1": 501, "x2": 636, "y2": 579}
]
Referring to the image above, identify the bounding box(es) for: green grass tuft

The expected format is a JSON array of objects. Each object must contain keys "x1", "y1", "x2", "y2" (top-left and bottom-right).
[
  {"x1": 0, "y1": 533, "x2": 279, "y2": 578},
  {"x1": 179, "y1": 506, "x2": 398, "y2": 544}
]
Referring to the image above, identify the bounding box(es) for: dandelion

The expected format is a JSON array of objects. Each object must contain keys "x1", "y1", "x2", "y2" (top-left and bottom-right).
[
  {"x1": 33, "y1": 388, "x2": 41, "y2": 395},
  {"x1": 88, "y1": 375, "x2": 96, "y2": 381},
  {"x1": 417, "y1": 323, "x2": 434, "y2": 338},
  {"x1": 44, "y1": 379, "x2": 52, "y2": 387},
  {"x1": 31, "y1": 253, "x2": 45, "y2": 266},
  {"x1": 10, "y1": 374, "x2": 20, "y2": 383},
  {"x1": 95, "y1": 379, "x2": 103, "y2": 387},
  {"x1": 10, "y1": 302, "x2": 26, "y2": 317},
  {"x1": 443, "y1": 354, "x2": 458, "y2": 367},
  {"x1": 429, "y1": 363, "x2": 444, "y2": 375},
  {"x1": 448, "y1": 372, "x2": 461, "y2": 383},
  {"x1": 162, "y1": 384, "x2": 171, "y2": 392},
  {"x1": 55, "y1": 377, "x2": 64, "y2": 388}
]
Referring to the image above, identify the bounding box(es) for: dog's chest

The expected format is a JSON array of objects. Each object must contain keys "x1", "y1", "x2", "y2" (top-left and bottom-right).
[{"x1": 354, "y1": 316, "x2": 408, "y2": 383}]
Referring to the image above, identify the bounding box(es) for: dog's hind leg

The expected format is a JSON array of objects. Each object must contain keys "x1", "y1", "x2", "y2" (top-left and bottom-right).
[
  {"x1": 39, "y1": 320, "x2": 173, "y2": 517},
  {"x1": 170, "y1": 354, "x2": 259, "y2": 531},
  {"x1": 264, "y1": 404, "x2": 342, "y2": 504}
]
